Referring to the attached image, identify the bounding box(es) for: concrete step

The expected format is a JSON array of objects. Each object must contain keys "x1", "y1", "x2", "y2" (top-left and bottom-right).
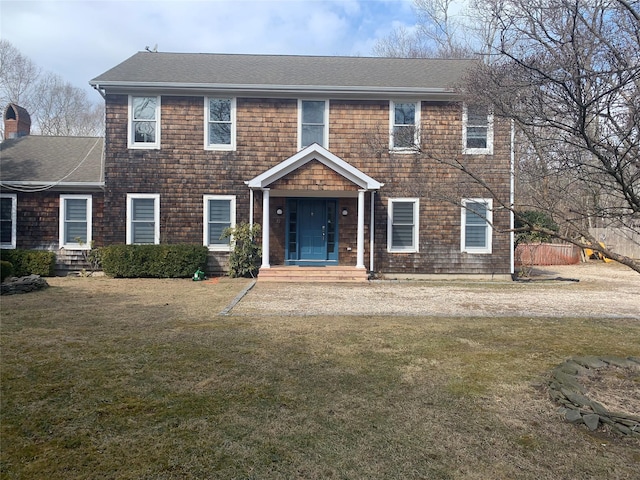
[{"x1": 258, "y1": 265, "x2": 369, "y2": 283}]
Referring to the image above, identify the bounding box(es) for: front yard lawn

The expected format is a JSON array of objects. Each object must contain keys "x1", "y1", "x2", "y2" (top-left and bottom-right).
[{"x1": 1, "y1": 277, "x2": 638, "y2": 479}]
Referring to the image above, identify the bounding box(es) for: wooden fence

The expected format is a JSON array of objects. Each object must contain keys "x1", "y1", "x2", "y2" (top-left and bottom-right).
[
  {"x1": 589, "y1": 227, "x2": 640, "y2": 260},
  {"x1": 515, "y1": 243, "x2": 581, "y2": 266}
]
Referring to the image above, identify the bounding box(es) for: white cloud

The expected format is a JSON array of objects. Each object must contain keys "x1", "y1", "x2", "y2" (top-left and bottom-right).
[{"x1": 1, "y1": 0, "x2": 417, "y2": 97}]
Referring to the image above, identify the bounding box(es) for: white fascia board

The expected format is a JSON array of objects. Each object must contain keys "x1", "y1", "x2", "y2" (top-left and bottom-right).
[{"x1": 93, "y1": 82, "x2": 458, "y2": 100}]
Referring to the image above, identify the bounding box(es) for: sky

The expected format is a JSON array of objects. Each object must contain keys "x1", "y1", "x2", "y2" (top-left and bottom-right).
[{"x1": 1, "y1": 0, "x2": 417, "y2": 99}]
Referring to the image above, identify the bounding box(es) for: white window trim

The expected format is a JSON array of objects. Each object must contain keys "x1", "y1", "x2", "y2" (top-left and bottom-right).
[
  {"x1": 126, "y1": 193, "x2": 160, "y2": 245},
  {"x1": 298, "y1": 99, "x2": 329, "y2": 150},
  {"x1": 462, "y1": 103, "x2": 494, "y2": 155},
  {"x1": 387, "y1": 198, "x2": 420, "y2": 253},
  {"x1": 128, "y1": 95, "x2": 161, "y2": 149},
  {"x1": 461, "y1": 198, "x2": 493, "y2": 254},
  {"x1": 203, "y1": 195, "x2": 236, "y2": 252},
  {"x1": 389, "y1": 100, "x2": 421, "y2": 152},
  {"x1": 0, "y1": 193, "x2": 17, "y2": 249},
  {"x1": 204, "y1": 97, "x2": 236, "y2": 151},
  {"x1": 59, "y1": 195, "x2": 92, "y2": 249}
]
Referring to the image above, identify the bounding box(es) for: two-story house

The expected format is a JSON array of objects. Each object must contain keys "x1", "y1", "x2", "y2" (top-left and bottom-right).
[{"x1": 2, "y1": 52, "x2": 514, "y2": 280}]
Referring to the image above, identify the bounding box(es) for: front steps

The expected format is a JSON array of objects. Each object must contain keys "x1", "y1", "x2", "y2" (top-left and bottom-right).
[{"x1": 258, "y1": 265, "x2": 369, "y2": 283}]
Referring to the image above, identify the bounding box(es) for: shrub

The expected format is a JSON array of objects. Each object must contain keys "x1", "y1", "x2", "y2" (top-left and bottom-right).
[
  {"x1": 99, "y1": 244, "x2": 208, "y2": 278},
  {"x1": 222, "y1": 223, "x2": 262, "y2": 278},
  {"x1": 515, "y1": 210, "x2": 559, "y2": 245},
  {"x1": 1, "y1": 261, "x2": 14, "y2": 282},
  {"x1": 0, "y1": 250, "x2": 56, "y2": 277}
]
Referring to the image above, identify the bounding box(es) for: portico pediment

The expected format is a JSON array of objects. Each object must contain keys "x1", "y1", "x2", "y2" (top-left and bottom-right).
[{"x1": 245, "y1": 143, "x2": 383, "y2": 191}]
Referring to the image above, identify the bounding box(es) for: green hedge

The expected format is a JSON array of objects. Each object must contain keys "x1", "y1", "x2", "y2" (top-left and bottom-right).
[
  {"x1": 99, "y1": 244, "x2": 209, "y2": 278},
  {"x1": 1, "y1": 260, "x2": 14, "y2": 282},
  {"x1": 0, "y1": 250, "x2": 56, "y2": 277}
]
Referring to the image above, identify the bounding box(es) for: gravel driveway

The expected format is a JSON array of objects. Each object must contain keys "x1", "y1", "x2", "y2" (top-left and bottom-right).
[{"x1": 230, "y1": 261, "x2": 640, "y2": 318}]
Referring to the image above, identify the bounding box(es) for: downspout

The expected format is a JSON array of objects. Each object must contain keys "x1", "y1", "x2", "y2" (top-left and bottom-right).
[{"x1": 510, "y1": 120, "x2": 515, "y2": 276}]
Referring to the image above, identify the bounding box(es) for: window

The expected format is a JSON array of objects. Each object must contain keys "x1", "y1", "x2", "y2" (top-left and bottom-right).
[
  {"x1": 59, "y1": 195, "x2": 92, "y2": 249},
  {"x1": 461, "y1": 198, "x2": 493, "y2": 253},
  {"x1": 388, "y1": 198, "x2": 419, "y2": 252},
  {"x1": 390, "y1": 101, "x2": 420, "y2": 150},
  {"x1": 128, "y1": 96, "x2": 160, "y2": 149},
  {"x1": 203, "y1": 195, "x2": 236, "y2": 251},
  {"x1": 126, "y1": 194, "x2": 160, "y2": 244},
  {"x1": 0, "y1": 194, "x2": 17, "y2": 249},
  {"x1": 299, "y1": 100, "x2": 328, "y2": 149},
  {"x1": 205, "y1": 97, "x2": 236, "y2": 150},
  {"x1": 463, "y1": 103, "x2": 493, "y2": 154}
]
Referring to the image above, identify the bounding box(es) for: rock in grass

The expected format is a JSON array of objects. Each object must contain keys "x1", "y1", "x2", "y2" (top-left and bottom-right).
[
  {"x1": 583, "y1": 414, "x2": 600, "y2": 431},
  {"x1": 565, "y1": 409, "x2": 583, "y2": 423}
]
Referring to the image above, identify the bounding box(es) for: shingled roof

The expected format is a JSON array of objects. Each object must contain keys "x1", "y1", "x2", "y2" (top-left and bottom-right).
[
  {"x1": 0, "y1": 136, "x2": 104, "y2": 188},
  {"x1": 90, "y1": 52, "x2": 476, "y2": 97}
]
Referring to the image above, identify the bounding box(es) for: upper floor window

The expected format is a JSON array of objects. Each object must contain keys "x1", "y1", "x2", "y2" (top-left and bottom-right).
[
  {"x1": 0, "y1": 194, "x2": 17, "y2": 249},
  {"x1": 126, "y1": 194, "x2": 160, "y2": 244},
  {"x1": 205, "y1": 97, "x2": 236, "y2": 151},
  {"x1": 59, "y1": 195, "x2": 92, "y2": 249},
  {"x1": 387, "y1": 198, "x2": 419, "y2": 253},
  {"x1": 203, "y1": 195, "x2": 236, "y2": 251},
  {"x1": 461, "y1": 198, "x2": 493, "y2": 254},
  {"x1": 128, "y1": 96, "x2": 160, "y2": 149},
  {"x1": 463, "y1": 104, "x2": 493, "y2": 154},
  {"x1": 299, "y1": 100, "x2": 328, "y2": 149},
  {"x1": 390, "y1": 101, "x2": 420, "y2": 151}
]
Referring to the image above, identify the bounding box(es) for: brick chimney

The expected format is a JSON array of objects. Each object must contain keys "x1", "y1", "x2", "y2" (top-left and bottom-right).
[{"x1": 4, "y1": 104, "x2": 31, "y2": 139}]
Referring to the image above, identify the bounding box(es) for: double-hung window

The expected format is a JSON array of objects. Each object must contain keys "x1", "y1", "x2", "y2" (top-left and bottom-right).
[
  {"x1": 126, "y1": 194, "x2": 160, "y2": 244},
  {"x1": 128, "y1": 95, "x2": 161, "y2": 149},
  {"x1": 203, "y1": 195, "x2": 236, "y2": 251},
  {"x1": 463, "y1": 103, "x2": 493, "y2": 154},
  {"x1": 299, "y1": 100, "x2": 328, "y2": 149},
  {"x1": 205, "y1": 97, "x2": 236, "y2": 150},
  {"x1": 461, "y1": 198, "x2": 493, "y2": 253},
  {"x1": 59, "y1": 195, "x2": 92, "y2": 249},
  {"x1": 0, "y1": 194, "x2": 17, "y2": 249},
  {"x1": 388, "y1": 198, "x2": 419, "y2": 253},
  {"x1": 390, "y1": 101, "x2": 420, "y2": 150}
]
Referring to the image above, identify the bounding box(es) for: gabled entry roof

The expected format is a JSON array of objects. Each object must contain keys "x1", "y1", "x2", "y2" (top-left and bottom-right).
[{"x1": 245, "y1": 144, "x2": 383, "y2": 191}]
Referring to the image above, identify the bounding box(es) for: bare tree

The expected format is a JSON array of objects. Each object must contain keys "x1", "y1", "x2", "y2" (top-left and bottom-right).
[
  {"x1": 0, "y1": 40, "x2": 103, "y2": 138},
  {"x1": 462, "y1": 0, "x2": 640, "y2": 272}
]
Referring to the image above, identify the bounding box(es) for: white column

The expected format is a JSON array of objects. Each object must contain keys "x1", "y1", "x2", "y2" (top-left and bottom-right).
[
  {"x1": 356, "y1": 189, "x2": 366, "y2": 269},
  {"x1": 261, "y1": 188, "x2": 270, "y2": 268},
  {"x1": 369, "y1": 191, "x2": 376, "y2": 272},
  {"x1": 249, "y1": 188, "x2": 254, "y2": 227}
]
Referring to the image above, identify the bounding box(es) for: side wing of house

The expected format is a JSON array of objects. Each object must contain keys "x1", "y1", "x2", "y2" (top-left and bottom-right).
[{"x1": 92, "y1": 53, "x2": 513, "y2": 277}]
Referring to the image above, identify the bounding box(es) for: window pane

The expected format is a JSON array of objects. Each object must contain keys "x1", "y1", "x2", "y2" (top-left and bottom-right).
[
  {"x1": 466, "y1": 226, "x2": 486, "y2": 248},
  {"x1": 0, "y1": 198, "x2": 12, "y2": 244},
  {"x1": 0, "y1": 198, "x2": 12, "y2": 221},
  {"x1": 132, "y1": 223, "x2": 155, "y2": 244},
  {"x1": 302, "y1": 125, "x2": 324, "y2": 147},
  {"x1": 392, "y1": 225, "x2": 414, "y2": 248},
  {"x1": 395, "y1": 103, "x2": 415, "y2": 125},
  {"x1": 209, "y1": 200, "x2": 230, "y2": 223},
  {"x1": 209, "y1": 123, "x2": 231, "y2": 145},
  {"x1": 302, "y1": 101, "x2": 325, "y2": 124},
  {"x1": 467, "y1": 105, "x2": 488, "y2": 125},
  {"x1": 209, "y1": 99, "x2": 231, "y2": 122},
  {"x1": 466, "y1": 127, "x2": 487, "y2": 148},
  {"x1": 65, "y1": 199, "x2": 87, "y2": 221},
  {"x1": 394, "y1": 125, "x2": 415, "y2": 148},
  {"x1": 133, "y1": 97, "x2": 157, "y2": 120},
  {"x1": 65, "y1": 222, "x2": 87, "y2": 243},
  {"x1": 208, "y1": 199, "x2": 231, "y2": 245},
  {"x1": 134, "y1": 121, "x2": 156, "y2": 143},
  {"x1": 465, "y1": 202, "x2": 487, "y2": 248},
  {"x1": 393, "y1": 202, "x2": 414, "y2": 224},
  {"x1": 466, "y1": 202, "x2": 487, "y2": 223},
  {"x1": 132, "y1": 199, "x2": 156, "y2": 220}
]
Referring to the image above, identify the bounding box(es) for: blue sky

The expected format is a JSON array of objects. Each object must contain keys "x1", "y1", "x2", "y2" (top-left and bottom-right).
[{"x1": 1, "y1": 0, "x2": 417, "y2": 99}]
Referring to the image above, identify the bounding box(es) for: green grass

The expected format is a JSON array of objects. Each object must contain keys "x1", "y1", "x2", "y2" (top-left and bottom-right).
[{"x1": 1, "y1": 277, "x2": 639, "y2": 479}]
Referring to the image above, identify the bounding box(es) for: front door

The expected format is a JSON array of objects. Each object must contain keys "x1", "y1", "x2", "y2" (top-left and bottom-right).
[{"x1": 286, "y1": 199, "x2": 338, "y2": 265}]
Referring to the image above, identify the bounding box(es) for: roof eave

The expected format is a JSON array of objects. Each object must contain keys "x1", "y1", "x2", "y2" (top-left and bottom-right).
[{"x1": 89, "y1": 81, "x2": 460, "y2": 99}]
